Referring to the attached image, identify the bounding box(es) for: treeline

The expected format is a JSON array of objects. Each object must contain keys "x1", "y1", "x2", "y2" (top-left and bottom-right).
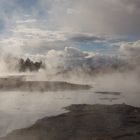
[{"x1": 18, "y1": 58, "x2": 44, "y2": 72}]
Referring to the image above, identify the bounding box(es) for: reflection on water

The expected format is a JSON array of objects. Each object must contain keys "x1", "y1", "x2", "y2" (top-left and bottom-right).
[{"x1": 0, "y1": 88, "x2": 140, "y2": 136}]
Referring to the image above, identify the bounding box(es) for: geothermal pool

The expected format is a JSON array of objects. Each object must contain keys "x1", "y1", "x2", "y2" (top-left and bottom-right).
[{"x1": 0, "y1": 87, "x2": 140, "y2": 137}]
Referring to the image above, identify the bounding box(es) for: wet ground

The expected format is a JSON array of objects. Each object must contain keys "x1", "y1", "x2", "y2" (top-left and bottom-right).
[
  {"x1": 0, "y1": 76, "x2": 140, "y2": 139},
  {"x1": 1, "y1": 104, "x2": 140, "y2": 140}
]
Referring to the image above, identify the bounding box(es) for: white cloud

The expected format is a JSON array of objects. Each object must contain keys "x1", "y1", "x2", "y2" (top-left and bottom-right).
[
  {"x1": 66, "y1": 8, "x2": 80, "y2": 15},
  {"x1": 40, "y1": 0, "x2": 140, "y2": 36},
  {"x1": 119, "y1": 40, "x2": 140, "y2": 67},
  {"x1": 120, "y1": 40, "x2": 140, "y2": 57},
  {"x1": 0, "y1": 37, "x2": 23, "y2": 55},
  {"x1": 16, "y1": 19, "x2": 37, "y2": 24},
  {"x1": 0, "y1": 0, "x2": 140, "y2": 38},
  {"x1": 0, "y1": 21, "x2": 110, "y2": 55},
  {"x1": 44, "y1": 47, "x2": 122, "y2": 75}
]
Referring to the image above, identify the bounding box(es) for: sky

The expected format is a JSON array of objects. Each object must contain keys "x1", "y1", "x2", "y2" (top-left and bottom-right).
[{"x1": 0, "y1": 0, "x2": 140, "y2": 55}]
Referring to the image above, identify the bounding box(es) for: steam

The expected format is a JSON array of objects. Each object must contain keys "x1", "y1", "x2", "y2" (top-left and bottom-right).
[
  {"x1": 0, "y1": 40, "x2": 140, "y2": 138},
  {"x1": 120, "y1": 40, "x2": 140, "y2": 66},
  {"x1": 0, "y1": 0, "x2": 140, "y2": 138},
  {"x1": 0, "y1": 54, "x2": 19, "y2": 74},
  {"x1": 33, "y1": 42, "x2": 140, "y2": 91},
  {"x1": 0, "y1": 40, "x2": 140, "y2": 88},
  {"x1": 19, "y1": 46, "x2": 123, "y2": 83}
]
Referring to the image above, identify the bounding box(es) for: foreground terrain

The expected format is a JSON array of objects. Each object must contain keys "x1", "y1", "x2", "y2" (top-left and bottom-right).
[{"x1": 1, "y1": 104, "x2": 140, "y2": 140}]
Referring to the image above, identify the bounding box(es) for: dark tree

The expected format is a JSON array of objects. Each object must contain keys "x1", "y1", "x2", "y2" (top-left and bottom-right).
[{"x1": 18, "y1": 58, "x2": 43, "y2": 72}]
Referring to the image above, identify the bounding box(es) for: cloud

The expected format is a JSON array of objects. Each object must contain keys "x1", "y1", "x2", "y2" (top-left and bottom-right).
[
  {"x1": 119, "y1": 40, "x2": 140, "y2": 77},
  {"x1": 0, "y1": 37, "x2": 23, "y2": 55},
  {"x1": 16, "y1": 19, "x2": 37, "y2": 24},
  {"x1": 39, "y1": 0, "x2": 140, "y2": 36},
  {"x1": 11, "y1": 24, "x2": 67, "y2": 42},
  {"x1": 11, "y1": 23, "x2": 108, "y2": 44},
  {"x1": 44, "y1": 47, "x2": 123, "y2": 75},
  {"x1": 120, "y1": 41, "x2": 140, "y2": 56},
  {"x1": 69, "y1": 33, "x2": 106, "y2": 43},
  {"x1": 45, "y1": 47, "x2": 88, "y2": 71},
  {"x1": 0, "y1": 0, "x2": 139, "y2": 56},
  {"x1": 0, "y1": 0, "x2": 140, "y2": 37},
  {"x1": 121, "y1": 0, "x2": 140, "y2": 11},
  {"x1": 66, "y1": 8, "x2": 80, "y2": 15},
  {"x1": 120, "y1": 40, "x2": 140, "y2": 65},
  {"x1": 0, "y1": 21, "x2": 111, "y2": 55}
]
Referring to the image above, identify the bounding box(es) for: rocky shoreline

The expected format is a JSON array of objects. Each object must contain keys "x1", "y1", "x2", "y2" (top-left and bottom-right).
[{"x1": 1, "y1": 104, "x2": 140, "y2": 140}]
